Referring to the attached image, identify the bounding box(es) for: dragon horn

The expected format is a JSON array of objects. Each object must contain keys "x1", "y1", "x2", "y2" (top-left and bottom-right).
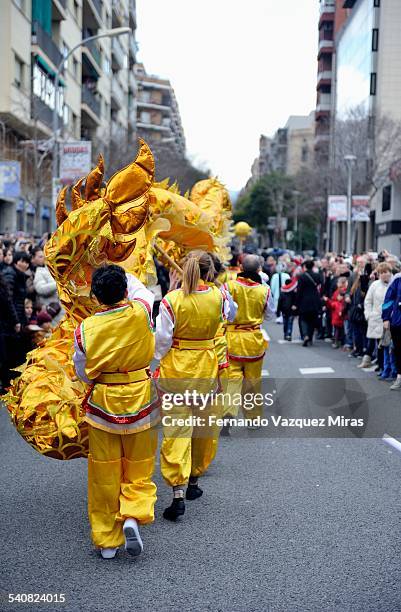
[
  {"x1": 85, "y1": 154, "x2": 105, "y2": 201},
  {"x1": 105, "y1": 138, "x2": 155, "y2": 205},
  {"x1": 71, "y1": 176, "x2": 85, "y2": 210},
  {"x1": 55, "y1": 185, "x2": 68, "y2": 226}
]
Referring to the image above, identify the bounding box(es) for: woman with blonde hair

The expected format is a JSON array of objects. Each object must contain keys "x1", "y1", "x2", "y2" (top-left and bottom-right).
[{"x1": 155, "y1": 250, "x2": 231, "y2": 521}]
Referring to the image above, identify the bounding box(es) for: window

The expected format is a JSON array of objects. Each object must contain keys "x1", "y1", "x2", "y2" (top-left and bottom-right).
[
  {"x1": 62, "y1": 42, "x2": 69, "y2": 71},
  {"x1": 63, "y1": 104, "x2": 69, "y2": 126},
  {"x1": 372, "y1": 28, "x2": 379, "y2": 51},
  {"x1": 14, "y1": 55, "x2": 24, "y2": 89},
  {"x1": 382, "y1": 185, "x2": 392, "y2": 212},
  {"x1": 374, "y1": 0, "x2": 380, "y2": 7},
  {"x1": 72, "y1": 56, "x2": 79, "y2": 80},
  {"x1": 370, "y1": 72, "x2": 377, "y2": 95},
  {"x1": 301, "y1": 144, "x2": 309, "y2": 163}
]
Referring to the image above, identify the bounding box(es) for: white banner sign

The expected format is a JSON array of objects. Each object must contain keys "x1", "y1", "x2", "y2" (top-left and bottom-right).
[
  {"x1": 352, "y1": 196, "x2": 370, "y2": 222},
  {"x1": 328, "y1": 195, "x2": 347, "y2": 222},
  {"x1": 59, "y1": 141, "x2": 92, "y2": 184}
]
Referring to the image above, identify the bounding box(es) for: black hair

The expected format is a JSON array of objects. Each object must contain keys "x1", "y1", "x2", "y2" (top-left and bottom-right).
[
  {"x1": 304, "y1": 260, "x2": 314, "y2": 271},
  {"x1": 13, "y1": 251, "x2": 31, "y2": 265},
  {"x1": 91, "y1": 265, "x2": 127, "y2": 305},
  {"x1": 209, "y1": 253, "x2": 223, "y2": 279},
  {"x1": 31, "y1": 246, "x2": 44, "y2": 257}
]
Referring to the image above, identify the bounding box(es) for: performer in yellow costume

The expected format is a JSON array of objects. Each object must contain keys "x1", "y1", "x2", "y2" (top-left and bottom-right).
[
  {"x1": 226, "y1": 254, "x2": 274, "y2": 423},
  {"x1": 155, "y1": 250, "x2": 231, "y2": 521},
  {"x1": 73, "y1": 264, "x2": 159, "y2": 559}
]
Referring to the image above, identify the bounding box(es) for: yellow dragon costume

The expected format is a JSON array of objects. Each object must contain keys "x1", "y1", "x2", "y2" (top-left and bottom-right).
[{"x1": 4, "y1": 140, "x2": 233, "y2": 461}]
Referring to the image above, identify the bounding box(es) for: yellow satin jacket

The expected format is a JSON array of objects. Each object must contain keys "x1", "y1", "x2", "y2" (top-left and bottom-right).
[
  {"x1": 76, "y1": 300, "x2": 159, "y2": 434},
  {"x1": 159, "y1": 285, "x2": 223, "y2": 390},
  {"x1": 226, "y1": 277, "x2": 269, "y2": 362}
]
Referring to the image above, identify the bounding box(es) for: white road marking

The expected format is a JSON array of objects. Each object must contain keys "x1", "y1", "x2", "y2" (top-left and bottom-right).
[
  {"x1": 382, "y1": 433, "x2": 401, "y2": 454},
  {"x1": 299, "y1": 367, "x2": 335, "y2": 375},
  {"x1": 261, "y1": 369, "x2": 269, "y2": 377},
  {"x1": 277, "y1": 339, "x2": 302, "y2": 344}
]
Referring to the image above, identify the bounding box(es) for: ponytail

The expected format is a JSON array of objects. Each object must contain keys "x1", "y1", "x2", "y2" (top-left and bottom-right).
[{"x1": 182, "y1": 250, "x2": 215, "y2": 295}]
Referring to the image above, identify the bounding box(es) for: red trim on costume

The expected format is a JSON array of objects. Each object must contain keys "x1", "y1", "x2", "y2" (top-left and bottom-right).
[
  {"x1": 161, "y1": 297, "x2": 174, "y2": 322},
  {"x1": 228, "y1": 353, "x2": 265, "y2": 362},
  {"x1": 133, "y1": 297, "x2": 154, "y2": 327},
  {"x1": 218, "y1": 361, "x2": 229, "y2": 370},
  {"x1": 75, "y1": 325, "x2": 84, "y2": 353},
  {"x1": 86, "y1": 398, "x2": 159, "y2": 425},
  {"x1": 235, "y1": 277, "x2": 261, "y2": 287}
]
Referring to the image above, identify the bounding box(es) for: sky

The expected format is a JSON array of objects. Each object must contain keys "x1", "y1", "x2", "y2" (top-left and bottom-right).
[{"x1": 136, "y1": 0, "x2": 320, "y2": 192}]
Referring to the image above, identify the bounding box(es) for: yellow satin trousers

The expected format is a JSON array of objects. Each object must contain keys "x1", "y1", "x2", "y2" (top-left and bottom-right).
[
  {"x1": 88, "y1": 425, "x2": 158, "y2": 548},
  {"x1": 160, "y1": 405, "x2": 221, "y2": 487},
  {"x1": 224, "y1": 358, "x2": 264, "y2": 418}
]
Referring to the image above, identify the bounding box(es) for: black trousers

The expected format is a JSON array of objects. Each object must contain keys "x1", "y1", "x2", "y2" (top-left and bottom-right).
[
  {"x1": 299, "y1": 313, "x2": 318, "y2": 341},
  {"x1": 390, "y1": 326, "x2": 401, "y2": 375}
]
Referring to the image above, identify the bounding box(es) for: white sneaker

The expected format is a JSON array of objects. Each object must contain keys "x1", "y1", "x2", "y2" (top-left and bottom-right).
[
  {"x1": 357, "y1": 355, "x2": 371, "y2": 369},
  {"x1": 123, "y1": 518, "x2": 143, "y2": 557},
  {"x1": 100, "y1": 547, "x2": 118, "y2": 559},
  {"x1": 390, "y1": 376, "x2": 401, "y2": 390},
  {"x1": 275, "y1": 316, "x2": 283, "y2": 324}
]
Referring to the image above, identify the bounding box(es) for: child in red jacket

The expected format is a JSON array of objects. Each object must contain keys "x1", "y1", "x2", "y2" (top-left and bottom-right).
[{"x1": 324, "y1": 278, "x2": 348, "y2": 348}]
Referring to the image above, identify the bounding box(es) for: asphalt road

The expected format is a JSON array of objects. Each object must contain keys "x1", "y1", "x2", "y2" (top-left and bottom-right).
[{"x1": 1, "y1": 322, "x2": 401, "y2": 612}]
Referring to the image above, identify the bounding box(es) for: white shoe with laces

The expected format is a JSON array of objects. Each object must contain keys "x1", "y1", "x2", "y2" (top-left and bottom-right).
[
  {"x1": 100, "y1": 547, "x2": 118, "y2": 559},
  {"x1": 123, "y1": 518, "x2": 143, "y2": 557}
]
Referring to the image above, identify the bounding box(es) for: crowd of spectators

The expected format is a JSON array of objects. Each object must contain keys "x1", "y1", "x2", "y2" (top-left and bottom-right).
[
  {"x1": 0, "y1": 232, "x2": 62, "y2": 391},
  {"x1": 261, "y1": 248, "x2": 401, "y2": 390}
]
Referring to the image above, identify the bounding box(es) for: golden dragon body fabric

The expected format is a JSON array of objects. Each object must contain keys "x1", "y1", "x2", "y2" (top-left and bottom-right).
[{"x1": 4, "y1": 140, "x2": 232, "y2": 459}]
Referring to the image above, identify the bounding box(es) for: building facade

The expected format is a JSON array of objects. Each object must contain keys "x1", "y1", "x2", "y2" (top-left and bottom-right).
[
  {"x1": 0, "y1": 0, "x2": 138, "y2": 234},
  {"x1": 135, "y1": 63, "x2": 186, "y2": 157},
  {"x1": 315, "y1": 0, "x2": 351, "y2": 162},
  {"x1": 331, "y1": 0, "x2": 401, "y2": 254}
]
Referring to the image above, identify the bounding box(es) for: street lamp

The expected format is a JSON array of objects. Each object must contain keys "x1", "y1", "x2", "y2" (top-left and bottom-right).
[
  {"x1": 292, "y1": 190, "x2": 301, "y2": 252},
  {"x1": 344, "y1": 154, "x2": 357, "y2": 255},
  {"x1": 52, "y1": 27, "x2": 132, "y2": 183}
]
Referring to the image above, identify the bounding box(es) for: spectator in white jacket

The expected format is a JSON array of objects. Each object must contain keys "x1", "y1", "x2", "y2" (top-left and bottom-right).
[
  {"x1": 33, "y1": 265, "x2": 58, "y2": 307},
  {"x1": 360, "y1": 262, "x2": 393, "y2": 368}
]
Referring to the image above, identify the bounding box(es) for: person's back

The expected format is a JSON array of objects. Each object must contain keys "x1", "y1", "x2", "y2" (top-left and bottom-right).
[{"x1": 73, "y1": 265, "x2": 158, "y2": 560}]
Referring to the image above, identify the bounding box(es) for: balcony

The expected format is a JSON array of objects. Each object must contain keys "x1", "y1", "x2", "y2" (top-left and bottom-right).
[
  {"x1": 316, "y1": 93, "x2": 332, "y2": 113},
  {"x1": 82, "y1": 39, "x2": 102, "y2": 76},
  {"x1": 52, "y1": 0, "x2": 67, "y2": 21},
  {"x1": 83, "y1": 0, "x2": 103, "y2": 28},
  {"x1": 137, "y1": 100, "x2": 170, "y2": 113},
  {"x1": 32, "y1": 21, "x2": 63, "y2": 71},
  {"x1": 111, "y1": 76, "x2": 125, "y2": 109},
  {"x1": 318, "y1": 39, "x2": 334, "y2": 53},
  {"x1": 319, "y1": 0, "x2": 335, "y2": 26},
  {"x1": 32, "y1": 95, "x2": 53, "y2": 133},
  {"x1": 112, "y1": 36, "x2": 125, "y2": 70},
  {"x1": 317, "y1": 70, "x2": 332, "y2": 87},
  {"x1": 81, "y1": 84, "x2": 101, "y2": 127}
]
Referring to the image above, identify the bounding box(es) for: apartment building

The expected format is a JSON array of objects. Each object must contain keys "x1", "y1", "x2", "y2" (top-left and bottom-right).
[
  {"x1": 315, "y1": 0, "x2": 351, "y2": 162},
  {"x1": 0, "y1": 0, "x2": 138, "y2": 234},
  {"x1": 135, "y1": 63, "x2": 186, "y2": 157},
  {"x1": 331, "y1": 0, "x2": 401, "y2": 253},
  {"x1": 267, "y1": 113, "x2": 315, "y2": 176}
]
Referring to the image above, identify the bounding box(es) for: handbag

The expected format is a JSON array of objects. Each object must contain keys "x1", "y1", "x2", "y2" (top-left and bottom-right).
[{"x1": 379, "y1": 328, "x2": 392, "y2": 348}]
